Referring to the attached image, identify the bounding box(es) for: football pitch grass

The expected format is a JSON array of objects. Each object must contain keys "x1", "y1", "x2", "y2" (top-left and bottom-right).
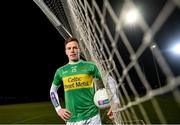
[
  {"x1": 0, "y1": 94, "x2": 179, "y2": 124},
  {"x1": 0, "y1": 101, "x2": 64, "y2": 124}
]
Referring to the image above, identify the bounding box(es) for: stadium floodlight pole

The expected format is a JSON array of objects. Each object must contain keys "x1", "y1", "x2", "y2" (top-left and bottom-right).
[
  {"x1": 33, "y1": 0, "x2": 72, "y2": 39},
  {"x1": 151, "y1": 43, "x2": 161, "y2": 88}
]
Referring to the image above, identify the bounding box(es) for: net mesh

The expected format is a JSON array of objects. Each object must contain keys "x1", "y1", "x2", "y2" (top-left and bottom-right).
[{"x1": 34, "y1": 0, "x2": 180, "y2": 124}]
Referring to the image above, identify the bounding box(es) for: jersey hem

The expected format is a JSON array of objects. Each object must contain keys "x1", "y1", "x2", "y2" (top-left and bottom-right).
[{"x1": 67, "y1": 112, "x2": 99, "y2": 122}]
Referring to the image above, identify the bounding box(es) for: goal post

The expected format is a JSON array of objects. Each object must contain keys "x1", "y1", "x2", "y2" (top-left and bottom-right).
[{"x1": 33, "y1": 0, "x2": 72, "y2": 39}]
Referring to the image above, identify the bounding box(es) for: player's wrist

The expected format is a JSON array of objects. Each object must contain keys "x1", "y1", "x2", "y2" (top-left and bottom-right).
[{"x1": 55, "y1": 106, "x2": 62, "y2": 113}]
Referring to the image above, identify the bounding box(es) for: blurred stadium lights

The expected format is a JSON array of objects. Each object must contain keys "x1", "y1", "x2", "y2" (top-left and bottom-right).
[
  {"x1": 121, "y1": 6, "x2": 141, "y2": 26},
  {"x1": 151, "y1": 44, "x2": 157, "y2": 49},
  {"x1": 171, "y1": 42, "x2": 180, "y2": 55}
]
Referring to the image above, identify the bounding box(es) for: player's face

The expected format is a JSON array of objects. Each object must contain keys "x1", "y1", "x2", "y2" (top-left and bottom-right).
[{"x1": 65, "y1": 41, "x2": 80, "y2": 62}]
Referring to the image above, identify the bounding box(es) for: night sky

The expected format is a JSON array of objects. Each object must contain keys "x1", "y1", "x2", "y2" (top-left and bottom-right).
[
  {"x1": 1, "y1": 0, "x2": 180, "y2": 104},
  {"x1": 1, "y1": 0, "x2": 66, "y2": 104}
]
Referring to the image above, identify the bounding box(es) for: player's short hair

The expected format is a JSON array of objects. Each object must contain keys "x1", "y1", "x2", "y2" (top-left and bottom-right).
[{"x1": 65, "y1": 37, "x2": 79, "y2": 47}]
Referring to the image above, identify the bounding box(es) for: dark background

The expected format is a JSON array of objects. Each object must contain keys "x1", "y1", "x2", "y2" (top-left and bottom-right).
[{"x1": 0, "y1": 0, "x2": 66, "y2": 104}]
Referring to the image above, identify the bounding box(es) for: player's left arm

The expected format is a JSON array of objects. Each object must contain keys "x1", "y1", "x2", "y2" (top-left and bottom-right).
[
  {"x1": 92, "y1": 62, "x2": 120, "y2": 120},
  {"x1": 107, "y1": 75, "x2": 120, "y2": 120},
  {"x1": 92, "y1": 63, "x2": 105, "y2": 90},
  {"x1": 94, "y1": 78, "x2": 104, "y2": 90}
]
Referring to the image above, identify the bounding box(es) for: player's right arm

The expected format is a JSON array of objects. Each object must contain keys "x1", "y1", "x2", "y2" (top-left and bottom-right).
[{"x1": 50, "y1": 84, "x2": 71, "y2": 121}]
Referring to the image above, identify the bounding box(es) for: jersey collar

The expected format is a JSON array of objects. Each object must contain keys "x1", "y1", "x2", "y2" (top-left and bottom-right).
[{"x1": 68, "y1": 59, "x2": 82, "y2": 65}]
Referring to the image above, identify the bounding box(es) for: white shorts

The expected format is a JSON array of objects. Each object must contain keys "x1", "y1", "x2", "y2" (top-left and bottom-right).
[{"x1": 66, "y1": 114, "x2": 101, "y2": 125}]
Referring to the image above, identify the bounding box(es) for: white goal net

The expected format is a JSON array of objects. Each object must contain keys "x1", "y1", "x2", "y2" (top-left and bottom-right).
[{"x1": 33, "y1": 0, "x2": 180, "y2": 124}]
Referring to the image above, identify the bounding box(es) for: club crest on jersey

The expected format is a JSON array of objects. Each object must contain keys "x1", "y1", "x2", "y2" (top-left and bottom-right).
[{"x1": 71, "y1": 66, "x2": 77, "y2": 72}]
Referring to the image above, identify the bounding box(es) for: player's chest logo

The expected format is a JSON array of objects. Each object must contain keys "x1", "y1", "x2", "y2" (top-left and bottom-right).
[{"x1": 71, "y1": 66, "x2": 77, "y2": 73}]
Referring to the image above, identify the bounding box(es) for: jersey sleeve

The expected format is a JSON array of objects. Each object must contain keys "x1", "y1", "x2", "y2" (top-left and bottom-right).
[
  {"x1": 92, "y1": 63, "x2": 101, "y2": 80},
  {"x1": 52, "y1": 69, "x2": 62, "y2": 86}
]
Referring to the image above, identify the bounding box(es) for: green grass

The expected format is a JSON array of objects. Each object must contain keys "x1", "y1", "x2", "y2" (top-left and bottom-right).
[
  {"x1": 0, "y1": 101, "x2": 112, "y2": 124},
  {"x1": 0, "y1": 101, "x2": 64, "y2": 124},
  {"x1": 118, "y1": 94, "x2": 180, "y2": 124},
  {"x1": 0, "y1": 94, "x2": 179, "y2": 124}
]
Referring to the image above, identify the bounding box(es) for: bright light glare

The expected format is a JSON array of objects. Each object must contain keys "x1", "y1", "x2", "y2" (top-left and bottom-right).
[
  {"x1": 124, "y1": 8, "x2": 140, "y2": 25},
  {"x1": 171, "y1": 43, "x2": 180, "y2": 55},
  {"x1": 151, "y1": 44, "x2": 156, "y2": 49}
]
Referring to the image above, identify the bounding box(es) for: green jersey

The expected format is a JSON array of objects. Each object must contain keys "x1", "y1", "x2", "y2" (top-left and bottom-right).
[{"x1": 52, "y1": 60, "x2": 101, "y2": 122}]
